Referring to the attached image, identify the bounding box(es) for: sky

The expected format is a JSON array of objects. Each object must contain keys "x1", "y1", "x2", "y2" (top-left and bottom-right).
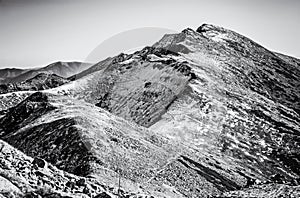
[{"x1": 0, "y1": 0, "x2": 299, "y2": 68}]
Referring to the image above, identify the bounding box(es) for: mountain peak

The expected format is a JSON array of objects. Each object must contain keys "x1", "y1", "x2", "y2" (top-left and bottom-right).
[
  {"x1": 196, "y1": 23, "x2": 226, "y2": 33},
  {"x1": 182, "y1": 27, "x2": 195, "y2": 34},
  {"x1": 182, "y1": 24, "x2": 226, "y2": 35}
]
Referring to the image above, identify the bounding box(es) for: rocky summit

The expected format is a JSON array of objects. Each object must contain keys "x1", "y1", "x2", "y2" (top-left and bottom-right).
[{"x1": 0, "y1": 24, "x2": 299, "y2": 198}]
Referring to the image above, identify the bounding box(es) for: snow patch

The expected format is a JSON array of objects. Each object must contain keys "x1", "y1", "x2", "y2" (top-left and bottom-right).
[
  {"x1": 209, "y1": 33, "x2": 228, "y2": 42},
  {"x1": 119, "y1": 58, "x2": 135, "y2": 65}
]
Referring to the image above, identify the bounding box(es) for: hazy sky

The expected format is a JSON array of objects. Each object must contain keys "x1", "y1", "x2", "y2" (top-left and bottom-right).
[{"x1": 0, "y1": 0, "x2": 299, "y2": 68}]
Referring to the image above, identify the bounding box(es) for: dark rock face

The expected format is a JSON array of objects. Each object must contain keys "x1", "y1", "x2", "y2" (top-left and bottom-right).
[
  {"x1": 1, "y1": 114, "x2": 93, "y2": 176},
  {"x1": 94, "y1": 192, "x2": 112, "y2": 198},
  {"x1": 0, "y1": 93, "x2": 91, "y2": 176},
  {"x1": 0, "y1": 73, "x2": 70, "y2": 94},
  {"x1": 0, "y1": 92, "x2": 55, "y2": 135},
  {"x1": 0, "y1": 24, "x2": 300, "y2": 197},
  {"x1": 32, "y1": 157, "x2": 46, "y2": 168}
]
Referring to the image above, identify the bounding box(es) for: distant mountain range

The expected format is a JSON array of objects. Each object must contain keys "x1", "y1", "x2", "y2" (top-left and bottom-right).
[
  {"x1": 0, "y1": 61, "x2": 92, "y2": 84},
  {"x1": 0, "y1": 73, "x2": 70, "y2": 94},
  {"x1": 0, "y1": 24, "x2": 299, "y2": 198}
]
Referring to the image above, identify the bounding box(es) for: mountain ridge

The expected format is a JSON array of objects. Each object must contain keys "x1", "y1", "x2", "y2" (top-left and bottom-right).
[{"x1": 0, "y1": 23, "x2": 299, "y2": 197}]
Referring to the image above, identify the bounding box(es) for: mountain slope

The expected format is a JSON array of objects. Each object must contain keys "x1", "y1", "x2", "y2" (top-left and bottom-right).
[
  {"x1": 48, "y1": 47, "x2": 196, "y2": 128},
  {"x1": 1, "y1": 92, "x2": 224, "y2": 197},
  {"x1": 150, "y1": 24, "x2": 300, "y2": 178},
  {"x1": 274, "y1": 52, "x2": 300, "y2": 69},
  {"x1": 154, "y1": 24, "x2": 300, "y2": 114},
  {"x1": 219, "y1": 183, "x2": 300, "y2": 198},
  {"x1": 44, "y1": 24, "x2": 300, "y2": 189},
  {"x1": 0, "y1": 139, "x2": 140, "y2": 198},
  {"x1": 0, "y1": 68, "x2": 29, "y2": 84},
  {"x1": 0, "y1": 91, "x2": 271, "y2": 197}
]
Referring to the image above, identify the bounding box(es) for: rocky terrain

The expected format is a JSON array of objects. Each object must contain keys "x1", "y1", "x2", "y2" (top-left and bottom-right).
[
  {"x1": 0, "y1": 139, "x2": 139, "y2": 198},
  {"x1": 0, "y1": 24, "x2": 299, "y2": 197}
]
